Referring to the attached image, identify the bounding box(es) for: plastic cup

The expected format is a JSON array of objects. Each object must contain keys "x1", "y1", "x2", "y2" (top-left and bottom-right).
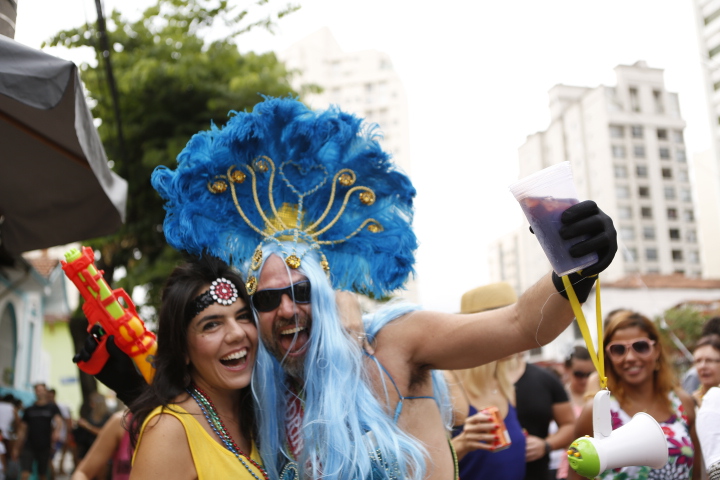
[{"x1": 509, "y1": 162, "x2": 598, "y2": 277}]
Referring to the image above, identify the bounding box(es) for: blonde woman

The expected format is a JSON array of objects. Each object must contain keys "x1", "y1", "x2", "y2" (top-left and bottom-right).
[
  {"x1": 692, "y1": 334, "x2": 720, "y2": 408},
  {"x1": 446, "y1": 282, "x2": 527, "y2": 480},
  {"x1": 448, "y1": 357, "x2": 527, "y2": 480}
]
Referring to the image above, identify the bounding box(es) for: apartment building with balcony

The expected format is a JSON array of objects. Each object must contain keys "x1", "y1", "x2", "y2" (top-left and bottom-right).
[
  {"x1": 488, "y1": 61, "x2": 717, "y2": 361},
  {"x1": 691, "y1": 0, "x2": 720, "y2": 278}
]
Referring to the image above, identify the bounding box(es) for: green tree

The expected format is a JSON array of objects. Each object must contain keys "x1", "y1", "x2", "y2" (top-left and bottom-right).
[
  {"x1": 47, "y1": 0, "x2": 302, "y2": 311},
  {"x1": 47, "y1": 0, "x2": 309, "y2": 407},
  {"x1": 661, "y1": 306, "x2": 708, "y2": 349}
]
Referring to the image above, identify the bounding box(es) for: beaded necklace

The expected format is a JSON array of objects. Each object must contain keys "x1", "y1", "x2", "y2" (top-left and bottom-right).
[{"x1": 187, "y1": 384, "x2": 269, "y2": 480}]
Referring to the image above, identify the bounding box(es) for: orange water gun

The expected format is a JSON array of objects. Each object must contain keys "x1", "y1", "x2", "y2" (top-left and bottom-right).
[{"x1": 61, "y1": 246, "x2": 157, "y2": 384}]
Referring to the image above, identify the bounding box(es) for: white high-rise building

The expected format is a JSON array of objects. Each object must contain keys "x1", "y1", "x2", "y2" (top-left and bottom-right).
[
  {"x1": 279, "y1": 28, "x2": 411, "y2": 175},
  {"x1": 492, "y1": 61, "x2": 701, "y2": 294},
  {"x1": 489, "y1": 62, "x2": 720, "y2": 362},
  {"x1": 279, "y1": 28, "x2": 417, "y2": 303},
  {"x1": 0, "y1": 0, "x2": 16, "y2": 38},
  {"x1": 690, "y1": 0, "x2": 720, "y2": 278}
]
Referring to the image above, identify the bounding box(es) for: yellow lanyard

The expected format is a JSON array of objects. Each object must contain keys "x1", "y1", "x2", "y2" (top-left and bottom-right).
[{"x1": 561, "y1": 275, "x2": 607, "y2": 390}]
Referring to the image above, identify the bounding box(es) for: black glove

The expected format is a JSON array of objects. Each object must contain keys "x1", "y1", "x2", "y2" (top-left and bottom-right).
[
  {"x1": 546, "y1": 200, "x2": 617, "y2": 302},
  {"x1": 73, "y1": 325, "x2": 147, "y2": 405}
]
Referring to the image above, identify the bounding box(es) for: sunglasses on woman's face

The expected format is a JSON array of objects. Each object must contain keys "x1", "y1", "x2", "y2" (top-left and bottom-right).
[
  {"x1": 251, "y1": 281, "x2": 311, "y2": 312},
  {"x1": 605, "y1": 338, "x2": 655, "y2": 359},
  {"x1": 572, "y1": 370, "x2": 593, "y2": 379}
]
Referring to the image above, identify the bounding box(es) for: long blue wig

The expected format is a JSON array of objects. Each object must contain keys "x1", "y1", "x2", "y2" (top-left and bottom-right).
[{"x1": 251, "y1": 242, "x2": 430, "y2": 479}]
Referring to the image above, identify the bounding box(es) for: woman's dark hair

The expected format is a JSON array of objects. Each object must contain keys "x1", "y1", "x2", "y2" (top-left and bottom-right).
[
  {"x1": 129, "y1": 255, "x2": 254, "y2": 445},
  {"x1": 565, "y1": 345, "x2": 591, "y2": 368},
  {"x1": 702, "y1": 317, "x2": 720, "y2": 337},
  {"x1": 695, "y1": 333, "x2": 720, "y2": 354}
]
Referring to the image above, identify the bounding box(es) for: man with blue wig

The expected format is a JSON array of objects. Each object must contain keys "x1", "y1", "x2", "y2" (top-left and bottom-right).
[{"x1": 83, "y1": 97, "x2": 617, "y2": 480}]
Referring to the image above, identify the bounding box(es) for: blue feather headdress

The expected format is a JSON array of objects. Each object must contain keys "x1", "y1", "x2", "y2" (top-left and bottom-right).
[{"x1": 152, "y1": 97, "x2": 417, "y2": 297}]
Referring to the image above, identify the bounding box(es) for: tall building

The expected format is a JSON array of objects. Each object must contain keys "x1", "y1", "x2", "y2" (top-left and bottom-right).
[
  {"x1": 280, "y1": 28, "x2": 417, "y2": 302},
  {"x1": 279, "y1": 27, "x2": 411, "y2": 175},
  {"x1": 691, "y1": 0, "x2": 720, "y2": 278},
  {"x1": 0, "y1": 0, "x2": 16, "y2": 38},
  {"x1": 495, "y1": 61, "x2": 700, "y2": 293},
  {"x1": 488, "y1": 61, "x2": 716, "y2": 361}
]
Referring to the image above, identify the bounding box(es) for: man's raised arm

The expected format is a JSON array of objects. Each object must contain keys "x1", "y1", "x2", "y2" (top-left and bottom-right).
[{"x1": 386, "y1": 200, "x2": 617, "y2": 371}]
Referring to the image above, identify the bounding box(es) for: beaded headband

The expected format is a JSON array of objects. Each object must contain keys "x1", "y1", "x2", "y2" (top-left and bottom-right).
[
  {"x1": 153, "y1": 97, "x2": 417, "y2": 298},
  {"x1": 187, "y1": 278, "x2": 239, "y2": 320}
]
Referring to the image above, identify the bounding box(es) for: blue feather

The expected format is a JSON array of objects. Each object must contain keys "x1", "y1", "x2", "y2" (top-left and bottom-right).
[{"x1": 152, "y1": 97, "x2": 417, "y2": 297}]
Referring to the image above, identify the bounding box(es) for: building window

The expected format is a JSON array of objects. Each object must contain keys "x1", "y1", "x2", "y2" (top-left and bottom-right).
[
  {"x1": 669, "y1": 228, "x2": 681, "y2": 240},
  {"x1": 672, "y1": 249, "x2": 683, "y2": 261},
  {"x1": 661, "y1": 167, "x2": 673, "y2": 179},
  {"x1": 636, "y1": 164, "x2": 648, "y2": 177},
  {"x1": 673, "y1": 130, "x2": 684, "y2": 143},
  {"x1": 688, "y1": 251, "x2": 699, "y2": 264},
  {"x1": 618, "y1": 206, "x2": 632, "y2": 219},
  {"x1": 626, "y1": 248, "x2": 638, "y2": 262},
  {"x1": 678, "y1": 169, "x2": 688, "y2": 182},
  {"x1": 681, "y1": 188, "x2": 692, "y2": 202},
  {"x1": 616, "y1": 186, "x2": 630, "y2": 199},
  {"x1": 643, "y1": 226, "x2": 656, "y2": 240},
  {"x1": 657, "y1": 128, "x2": 668, "y2": 140},
  {"x1": 634, "y1": 145, "x2": 646, "y2": 158},
  {"x1": 687, "y1": 229, "x2": 697, "y2": 242},
  {"x1": 677, "y1": 149, "x2": 686, "y2": 162},
  {"x1": 609, "y1": 125, "x2": 624, "y2": 138},
  {"x1": 653, "y1": 90, "x2": 664, "y2": 114},
  {"x1": 684, "y1": 209, "x2": 695, "y2": 222},
  {"x1": 620, "y1": 226, "x2": 635, "y2": 241},
  {"x1": 629, "y1": 87, "x2": 640, "y2": 112},
  {"x1": 612, "y1": 145, "x2": 626, "y2": 158},
  {"x1": 614, "y1": 165, "x2": 628, "y2": 178},
  {"x1": 631, "y1": 125, "x2": 644, "y2": 138},
  {"x1": 659, "y1": 148, "x2": 671, "y2": 159},
  {"x1": 667, "y1": 207, "x2": 678, "y2": 220},
  {"x1": 664, "y1": 186, "x2": 676, "y2": 199},
  {"x1": 638, "y1": 186, "x2": 650, "y2": 198},
  {"x1": 641, "y1": 206, "x2": 653, "y2": 219},
  {"x1": 646, "y1": 248, "x2": 658, "y2": 261}
]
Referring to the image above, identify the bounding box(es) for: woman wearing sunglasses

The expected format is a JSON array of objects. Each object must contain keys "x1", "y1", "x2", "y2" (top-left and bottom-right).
[
  {"x1": 129, "y1": 257, "x2": 268, "y2": 480},
  {"x1": 571, "y1": 310, "x2": 699, "y2": 480},
  {"x1": 692, "y1": 334, "x2": 720, "y2": 408}
]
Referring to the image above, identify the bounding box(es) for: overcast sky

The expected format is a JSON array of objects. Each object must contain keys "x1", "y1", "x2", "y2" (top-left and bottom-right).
[{"x1": 14, "y1": 0, "x2": 712, "y2": 312}]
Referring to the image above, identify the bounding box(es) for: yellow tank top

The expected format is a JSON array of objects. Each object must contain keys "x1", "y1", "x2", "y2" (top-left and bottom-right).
[{"x1": 133, "y1": 405, "x2": 265, "y2": 480}]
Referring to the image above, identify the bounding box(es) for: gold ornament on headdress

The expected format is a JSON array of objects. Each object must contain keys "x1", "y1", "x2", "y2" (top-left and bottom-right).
[{"x1": 207, "y1": 155, "x2": 382, "y2": 273}]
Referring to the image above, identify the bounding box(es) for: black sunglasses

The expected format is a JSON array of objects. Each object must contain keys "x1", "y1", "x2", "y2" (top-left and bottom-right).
[
  {"x1": 251, "y1": 281, "x2": 311, "y2": 312},
  {"x1": 572, "y1": 370, "x2": 593, "y2": 379}
]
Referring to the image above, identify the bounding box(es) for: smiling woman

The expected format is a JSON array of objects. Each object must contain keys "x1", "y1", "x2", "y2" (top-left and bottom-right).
[
  {"x1": 127, "y1": 257, "x2": 267, "y2": 480},
  {"x1": 692, "y1": 335, "x2": 720, "y2": 408},
  {"x1": 570, "y1": 311, "x2": 699, "y2": 480}
]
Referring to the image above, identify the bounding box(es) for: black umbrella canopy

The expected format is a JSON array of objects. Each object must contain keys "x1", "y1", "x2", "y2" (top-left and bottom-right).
[{"x1": 0, "y1": 35, "x2": 127, "y2": 255}]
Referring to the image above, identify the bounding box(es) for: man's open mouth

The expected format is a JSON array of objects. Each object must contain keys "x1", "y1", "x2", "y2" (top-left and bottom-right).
[{"x1": 279, "y1": 324, "x2": 310, "y2": 356}]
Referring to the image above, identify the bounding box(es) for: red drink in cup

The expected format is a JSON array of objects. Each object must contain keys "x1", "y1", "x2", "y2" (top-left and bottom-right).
[
  {"x1": 519, "y1": 196, "x2": 598, "y2": 277},
  {"x1": 509, "y1": 162, "x2": 598, "y2": 276}
]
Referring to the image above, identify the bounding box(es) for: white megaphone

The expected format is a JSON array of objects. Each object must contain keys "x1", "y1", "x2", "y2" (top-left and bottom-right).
[{"x1": 567, "y1": 390, "x2": 668, "y2": 478}]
